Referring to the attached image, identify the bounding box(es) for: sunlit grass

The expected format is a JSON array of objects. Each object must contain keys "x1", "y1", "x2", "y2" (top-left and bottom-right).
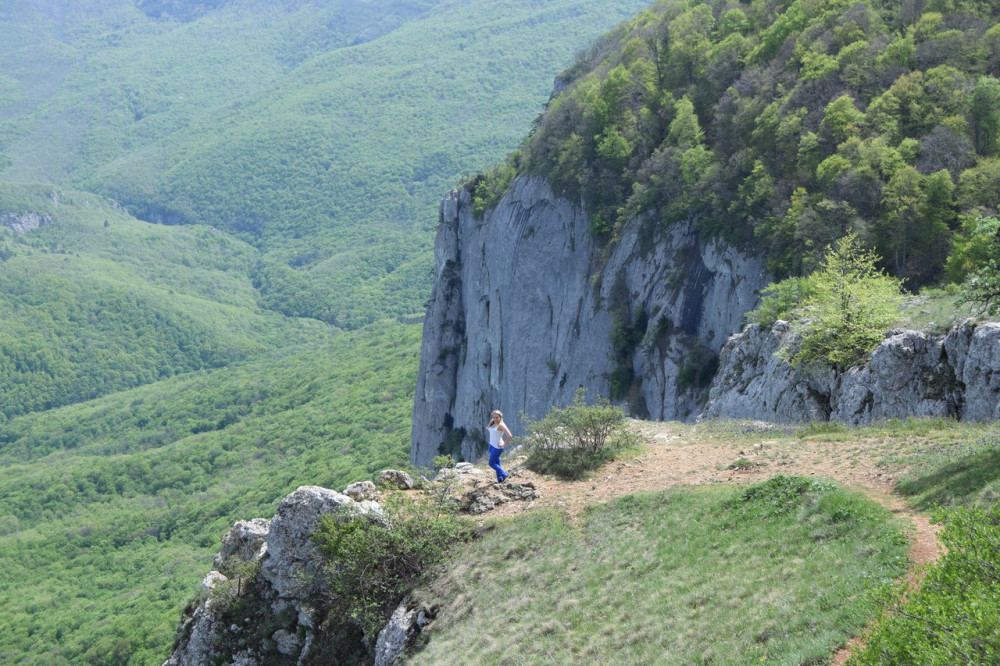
[{"x1": 412, "y1": 480, "x2": 908, "y2": 665}]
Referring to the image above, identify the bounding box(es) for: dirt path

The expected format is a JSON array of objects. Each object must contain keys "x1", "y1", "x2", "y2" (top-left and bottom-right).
[{"x1": 481, "y1": 420, "x2": 942, "y2": 664}]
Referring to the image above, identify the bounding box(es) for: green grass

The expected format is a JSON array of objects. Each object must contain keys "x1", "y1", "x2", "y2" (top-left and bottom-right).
[
  {"x1": 412, "y1": 478, "x2": 908, "y2": 665},
  {"x1": 897, "y1": 287, "x2": 990, "y2": 335},
  {"x1": 0, "y1": 320, "x2": 422, "y2": 665},
  {"x1": 895, "y1": 433, "x2": 1000, "y2": 510}
]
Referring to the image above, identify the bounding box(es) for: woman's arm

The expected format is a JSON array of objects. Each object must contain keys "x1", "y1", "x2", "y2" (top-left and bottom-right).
[{"x1": 500, "y1": 423, "x2": 513, "y2": 446}]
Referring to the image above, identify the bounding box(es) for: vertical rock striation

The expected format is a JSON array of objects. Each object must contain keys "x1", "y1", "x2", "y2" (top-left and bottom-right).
[{"x1": 411, "y1": 176, "x2": 768, "y2": 467}]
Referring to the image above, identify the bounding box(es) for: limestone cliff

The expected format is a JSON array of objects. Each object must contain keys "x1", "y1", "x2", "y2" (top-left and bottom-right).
[
  {"x1": 704, "y1": 321, "x2": 1000, "y2": 424},
  {"x1": 410, "y1": 176, "x2": 768, "y2": 467}
]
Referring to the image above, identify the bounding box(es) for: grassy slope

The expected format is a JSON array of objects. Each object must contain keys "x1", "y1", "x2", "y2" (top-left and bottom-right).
[
  {"x1": 413, "y1": 480, "x2": 908, "y2": 665},
  {"x1": 0, "y1": 321, "x2": 422, "y2": 664}
]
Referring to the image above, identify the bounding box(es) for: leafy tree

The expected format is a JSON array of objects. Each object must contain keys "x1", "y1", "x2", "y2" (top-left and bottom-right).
[
  {"x1": 969, "y1": 77, "x2": 1000, "y2": 157},
  {"x1": 666, "y1": 96, "x2": 703, "y2": 148},
  {"x1": 757, "y1": 233, "x2": 901, "y2": 371},
  {"x1": 946, "y1": 214, "x2": 999, "y2": 282},
  {"x1": 820, "y1": 94, "x2": 865, "y2": 147},
  {"x1": 957, "y1": 216, "x2": 1000, "y2": 314}
]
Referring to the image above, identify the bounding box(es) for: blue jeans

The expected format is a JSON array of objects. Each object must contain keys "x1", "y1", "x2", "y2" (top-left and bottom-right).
[{"x1": 488, "y1": 445, "x2": 507, "y2": 482}]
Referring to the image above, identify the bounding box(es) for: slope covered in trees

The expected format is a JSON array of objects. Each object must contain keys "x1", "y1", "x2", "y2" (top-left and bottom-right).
[
  {"x1": 504, "y1": 0, "x2": 1000, "y2": 291},
  {"x1": 0, "y1": 183, "x2": 331, "y2": 420},
  {"x1": 0, "y1": 0, "x2": 650, "y2": 328},
  {"x1": 0, "y1": 2, "x2": 656, "y2": 662}
]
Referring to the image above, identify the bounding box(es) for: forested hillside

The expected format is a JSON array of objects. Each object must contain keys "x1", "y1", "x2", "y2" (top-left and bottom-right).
[
  {"x1": 0, "y1": 0, "x2": 650, "y2": 328},
  {"x1": 489, "y1": 0, "x2": 1000, "y2": 291},
  {"x1": 0, "y1": 1, "x2": 654, "y2": 663},
  {"x1": 0, "y1": 183, "x2": 333, "y2": 419}
]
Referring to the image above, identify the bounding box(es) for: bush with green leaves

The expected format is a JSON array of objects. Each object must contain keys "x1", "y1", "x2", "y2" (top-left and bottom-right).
[
  {"x1": 522, "y1": 388, "x2": 637, "y2": 480},
  {"x1": 312, "y1": 493, "x2": 471, "y2": 643},
  {"x1": 954, "y1": 215, "x2": 1000, "y2": 315},
  {"x1": 850, "y1": 504, "x2": 1000, "y2": 665}
]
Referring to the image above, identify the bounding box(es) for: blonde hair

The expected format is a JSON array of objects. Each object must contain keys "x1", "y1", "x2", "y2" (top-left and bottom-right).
[{"x1": 489, "y1": 410, "x2": 503, "y2": 425}]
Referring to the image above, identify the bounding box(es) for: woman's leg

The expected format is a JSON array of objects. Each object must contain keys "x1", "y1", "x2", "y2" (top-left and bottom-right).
[{"x1": 488, "y1": 445, "x2": 507, "y2": 482}]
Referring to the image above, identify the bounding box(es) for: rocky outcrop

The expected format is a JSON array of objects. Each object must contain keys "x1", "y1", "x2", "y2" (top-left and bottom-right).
[
  {"x1": 411, "y1": 176, "x2": 768, "y2": 467},
  {"x1": 374, "y1": 597, "x2": 434, "y2": 666},
  {"x1": 1, "y1": 211, "x2": 51, "y2": 234},
  {"x1": 704, "y1": 321, "x2": 1000, "y2": 424},
  {"x1": 163, "y1": 485, "x2": 380, "y2": 666}
]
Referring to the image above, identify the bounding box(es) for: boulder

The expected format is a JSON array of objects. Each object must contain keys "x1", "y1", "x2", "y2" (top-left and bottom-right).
[
  {"x1": 374, "y1": 597, "x2": 434, "y2": 666},
  {"x1": 377, "y1": 469, "x2": 415, "y2": 490},
  {"x1": 213, "y1": 518, "x2": 269, "y2": 570},
  {"x1": 343, "y1": 480, "x2": 380, "y2": 501},
  {"x1": 261, "y1": 485, "x2": 379, "y2": 599}
]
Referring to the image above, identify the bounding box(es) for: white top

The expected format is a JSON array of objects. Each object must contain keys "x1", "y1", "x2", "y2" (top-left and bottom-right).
[{"x1": 487, "y1": 425, "x2": 503, "y2": 447}]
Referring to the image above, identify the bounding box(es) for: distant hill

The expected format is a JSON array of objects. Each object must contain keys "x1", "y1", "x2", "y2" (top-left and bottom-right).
[
  {"x1": 0, "y1": 0, "x2": 652, "y2": 327},
  {"x1": 0, "y1": 1, "x2": 655, "y2": 662}
]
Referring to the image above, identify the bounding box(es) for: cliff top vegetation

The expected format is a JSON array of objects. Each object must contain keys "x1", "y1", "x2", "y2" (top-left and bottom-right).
[{"x1": 475, "y1": 0, "x2": 1000, "y2": 295}]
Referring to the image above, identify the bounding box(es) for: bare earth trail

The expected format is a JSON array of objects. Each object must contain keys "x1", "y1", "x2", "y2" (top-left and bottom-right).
[{"x1": 482, "y1": 420, "x2": 942, "y2": 664}]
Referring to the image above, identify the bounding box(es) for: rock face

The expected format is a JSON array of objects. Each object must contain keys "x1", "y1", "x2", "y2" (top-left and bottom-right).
[
  {"x1": 163, "y1": 485, "x2": 381, "y2": 666},
  {"x1": 411, "y1": 176, "x2": 768, "y2": 467},
  {"x1": 704, "y1": 321, "x2": 1000, "y2": 424},
  {"x1": 1, "y1": 211, "x2": 51, "y2": 234},
  {"x1": 374, "y1": 597, "x2": 434, "y2": 666}
]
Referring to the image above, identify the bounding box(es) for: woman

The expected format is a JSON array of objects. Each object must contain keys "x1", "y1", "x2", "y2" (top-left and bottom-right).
[{"x1": 486, "y1": 409, "x2": 513, "y2": 483}]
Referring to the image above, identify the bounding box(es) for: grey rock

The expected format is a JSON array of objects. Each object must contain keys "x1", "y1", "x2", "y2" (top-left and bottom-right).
[
  {"x1": 705, "y1": 320, "x2": 1000, "y2": 425},
  {"x1": 213, "y1": 518, "x2": 269, "y2": 570},
  {"x1": 411, "y1": 177, "x2": 768, "y2": 467},
  {"x1": 465, "y1": 482, "x2": 538, "y2": 514},
  {"x1": 164, "y1": 486, "x2": 383, "y2": 666},
  {"x1": 343, "y1": 480, "x2": 380, "y2": 501},
  {"x1": 944, "y1": 322, "x2": 1000, "y2": 421},
  {"x1": 1, "y1": 211, "x2": 51, "y2": 235},
  {"x1": 261, "y1": 485, "x2": 378, "y2": 599},
  {"x1": 377, "y1": 469, "x2": 415, "y2": 490},
  {"x1": 375, "y1": 597, "x2": 434, "y2": 666},
  {"x1": 202, "y1": 571, "x2": 228, "y2": 590},
  {"x1": 272, "y1": 629, "x2": 300, "y2": 656}
]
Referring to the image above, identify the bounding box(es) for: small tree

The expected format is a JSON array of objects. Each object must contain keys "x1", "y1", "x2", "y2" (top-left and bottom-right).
[
  {"x1": 748, "y1": 234, "x2": 902, "y2": 371},
  {"x1": 787, "y1": 233, "x2": 902, "y2": 371},
  {"x1": 956, "y1": 216, "x2": 1000, "y2": 315}
]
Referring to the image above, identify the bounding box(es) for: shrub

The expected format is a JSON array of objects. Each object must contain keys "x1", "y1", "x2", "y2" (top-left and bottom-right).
[
  {"x1": 312, "y1": 494, "x2": 471, "y2": 641},
  {"x1": 522, "y1": 388, "x2": 637, "y2": 480}
]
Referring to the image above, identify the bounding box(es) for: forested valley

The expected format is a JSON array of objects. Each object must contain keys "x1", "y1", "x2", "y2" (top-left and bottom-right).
[{"x1": 0, "y1": 0, "x2": 649, "y2": 661}]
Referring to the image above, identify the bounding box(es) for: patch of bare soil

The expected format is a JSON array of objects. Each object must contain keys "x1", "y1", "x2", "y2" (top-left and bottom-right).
[{"x1": 476, "y1": 420, "x2": 942, "y2": 664}]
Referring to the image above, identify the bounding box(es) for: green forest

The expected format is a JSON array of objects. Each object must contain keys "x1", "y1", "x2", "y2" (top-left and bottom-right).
[
  {"x1": 0, "y1": 0, "x2": 649, "y2": 328},
  {"x1": 495, "y1": 0, "x2": 1000, "y2": 292},
  {"x1": 3, "y1": 0, "x2": 1000, "y2": 662},
  {"x1": 0, "y1": 0, "x2": 650, "y2": 663}
]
